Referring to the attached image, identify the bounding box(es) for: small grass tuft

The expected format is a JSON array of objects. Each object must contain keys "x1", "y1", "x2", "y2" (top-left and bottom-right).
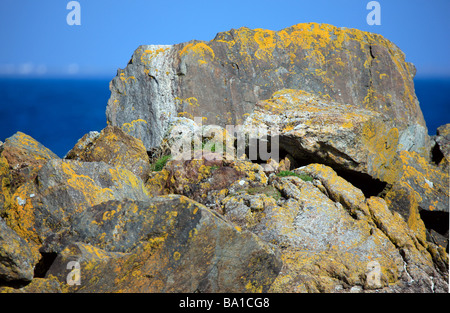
[
  {"x1": 247, "y1": 185, "x2": 282, "y2": 201},
  {"x1": 151, "y1": 154, "x2": 171, "y2": 171},
  {"x1": 276, "y1": 170, "x2": 313, "y2": 182}
]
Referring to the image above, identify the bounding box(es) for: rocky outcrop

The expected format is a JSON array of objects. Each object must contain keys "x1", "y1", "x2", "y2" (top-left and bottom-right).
[
  {"x1": 106, "y1": 23, "x2": 428, "y2": 155},
  {"x1": 0, "y1": 133, "x2": 282, "y2": 293},
  {"x1": 0, "y1": 22, "x2": 448, "y2": 293},
  {"x1": 0, "y1": 154, "x2": 154, "y2": 272},
  {"x1": 0, "y1": 131, "x2": 447, "y2": 293}
]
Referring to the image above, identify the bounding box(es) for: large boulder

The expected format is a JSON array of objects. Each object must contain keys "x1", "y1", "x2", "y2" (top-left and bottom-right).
[
  {"x1": 3, "y1": 159, "x2": 151, "y2": 256},
  {"x1": 106, "y1": 23, "x2": 428, "y2": 154},
  {"x1": 242, "y1": 89, "x2": 449, "y2": 242},
  {"x1": 243, "y1": 89, "x2": 405, "y2": 186},
  {"x1": 65, "y1": 126, "x2": 151, "y2": 181},
  {"x1": 45, "y1": 196, "x2": 282, "y2": 293},
  {"x1": 0, "y1": 132, "x2": 59, "y2": 192}
]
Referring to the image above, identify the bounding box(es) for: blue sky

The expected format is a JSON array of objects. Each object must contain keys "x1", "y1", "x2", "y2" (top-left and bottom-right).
[{"x1": 1, "y1": 0, "x2": 449, "y2": 78}]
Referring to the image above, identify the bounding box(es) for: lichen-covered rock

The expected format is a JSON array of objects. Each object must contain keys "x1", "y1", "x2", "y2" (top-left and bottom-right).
[
  {"x1": 0, "y1": 217, "x2": 37, "y2": 282},
  {"x1": 222, "y1": 174, "x2": 397, "y2": 292},
  {"x1": 218, "y1": 163, "x2": 448, "y2": 292},
  {"x1": 366, "y1": 197, "x2": 448, "y2": 292},
  {"x1": 3, "y1": 159, "x2": 151, "y2": 255},
  {"x1": 66, "y1": 126, "x2": 151, "y2": 181},
  {"x1": 432, "y1": 123, "x2": 450, "y2": 170},
  {"x1": 1, "y1": 22, "x2": 446, "y2": 294},
  {"x1": 383, "y1": 150, "x2": 449, "y2": 252},
  {"x1": 390, "y1": 151, "x2": 448, "y2": 214},
  {"x1": 45, "y1": 196, "x2": 282, "y2": 293},
  {"x1": 0, "y1": 132, "x2": 59, "y2": 191},
  {"x1": 0, "y1": 155, "x2": 12, "y2": 216},
  {"x1": 106, "y1": 23, "x2": 428, "y2": 154},
  {"x1": 261, "y1": 178, "x2": 403, "y2": 292},
  {"x1": 243, "y1": 89, "x2": 404, "y2": 185},
  {"x1": 243, "y1": 89, "x2": 448, "y2": 249},
  {"x1": 294, "y1": 163, "x2": 370, "y2": 219},
  {"x1": 0, "y1": 277, "x2": 62, "y2": 293},
  {"x1": 145, "y1": 154, "x2": 267, "y2": 207}
]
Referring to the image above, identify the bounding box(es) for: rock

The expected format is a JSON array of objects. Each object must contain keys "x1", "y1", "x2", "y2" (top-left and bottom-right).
[
  {"x1": 366, "y1": 196, "x2": 448, "y2": 292},
  {"x1": 106, "y1": 23, "x2": 428, "y2": 154},
  {"x1": 243, "y1": 89, "x2": 449, "y2": 246},
  {"x1": 243, "y1": 89, "x2": 404, "y2": 185},
  {"x1": 383, "y1": 151, "x2": 449, "y2": 242},
  {"x1": 66, "y1": 126, "x2": 151, "y2": 181},
  {"x1": 46, "y1": 196, "x2": 282, "y2": 293},
  {"x1": 0, "y1": 277, "x2": 62, "y2": 293},
  {"x1": 0, "y1": 217, "x2": 37, "y2": 282},
  {"x1": 1, "y1": 22, "x2": 447, "y2": 294},
  {"x1": 0, "y1": 155, "x2": 12, "y2": 216},
  {"x1": 3, "y1": 159, "x2": 151, "y2": 255},
  {"x1": 262, "y1": 158, "x2": 279, "y2": 174},
  {"x1": 163, "y1": 118, "x2": 236, "y2": 162},
  {"x1": 164, "y1": 117, "x2": 202, "y2": 160},
  {"x1": 365, "y1": 261, "x2": 383, "y2": 290},
  {"x1": 295, "y1": 163, "x2": 370, "y2": 219},
  {"x1": 432, "y1": 123, "x2": 450, "y2": 170},
  {"x1": 278, "y1": 156, "x2": 291, "y2": 172},
  {"x1": 146, "y1": 152, "x2": 225, "y2": 201},
  {"x1": 222, "y1": 173, "x2": 401, "y2": 292},
  {"x1": 64, "y1": 131, "x2": 100, "y2": 157},
  {"x1": 218, "y1": 163, "x2": 448, "y2": 292},
  {"x1": 107, "y1": 45, "x2": 177, "y2": 150},
  {"x1": 0, "y1": 132, "x2": 59, "y2": 192},
  {"x1": 145, "y1": 154, "x2": 269, "y2": 208}
]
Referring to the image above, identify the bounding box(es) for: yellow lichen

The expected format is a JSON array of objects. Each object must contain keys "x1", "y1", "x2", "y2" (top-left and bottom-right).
[
  {"x1": 121, "y1": 119, "x2": 148, "y2": 134},
  {"x1": 179, "y1": 42, "x2": 215, "y2": 65},
  {"x1": 140, "y1": 47, "x2": 171, "y2": 66}
]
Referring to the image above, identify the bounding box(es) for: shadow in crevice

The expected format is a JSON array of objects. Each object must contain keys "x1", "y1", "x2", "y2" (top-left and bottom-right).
[
  {"x1": 420, "y1": 210, "x2": 449, "y2": 252},
  {"x1": 33, "y1": 252, "x2": 58, "y2": 278},
  {"x1": 240, "y1": 135, "x2": 388, "y2": 198},
  {"x1": 431, "y1": 142, "x2": 445, "y2": 165}
]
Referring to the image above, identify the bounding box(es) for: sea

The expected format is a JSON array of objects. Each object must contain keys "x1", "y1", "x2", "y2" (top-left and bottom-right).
[{"x1": 0, "y1": 77, "x2": 449, "y2": 158}]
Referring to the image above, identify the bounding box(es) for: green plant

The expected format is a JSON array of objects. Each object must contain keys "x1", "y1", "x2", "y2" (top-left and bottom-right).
[
  {"x1": 210, "y1": 165, "x2": 220, "y2": 171},
  {"x1": 247, "y1": 185, "x2": 282, "y2": 201},
  {"x1": 276, "y1": 170, "x2": 313, "y2": 182},
  {"x1": 151, "y1": 154, "x2": 171, "y2": 171},
  {"x1": 201, "y1": 141, "x2": 220, "y2": 153}
]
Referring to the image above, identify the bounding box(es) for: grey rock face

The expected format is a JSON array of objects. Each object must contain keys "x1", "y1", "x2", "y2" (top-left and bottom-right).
[
  {"x1": 0, "y1": 217, "x2": 36, "y2": 282},
  {"x1": 106, "y1": 45, "x2": 178, "y2": 149},
  {"x1": 45, "y1": 196, "x2": 282, "y2": 293},
  {"x1": 106, "y1": 23, "x2": 429, "y2": 155}
]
